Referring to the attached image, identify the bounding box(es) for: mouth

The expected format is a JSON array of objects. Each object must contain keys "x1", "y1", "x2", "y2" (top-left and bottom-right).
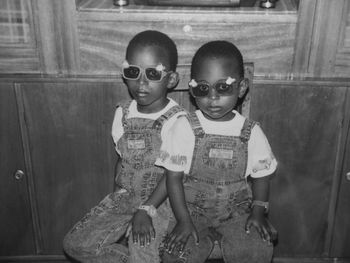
[
  {"x1": 208, "y1": 106, "x2": 222, "y2": 112},
  {"x1": 136, "y1": 91, "x2": 149, "y2": 98}
]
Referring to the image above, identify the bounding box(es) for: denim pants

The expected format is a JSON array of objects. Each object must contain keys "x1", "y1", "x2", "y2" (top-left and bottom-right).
[
  {"x1": 161, "y1": 113, "x2": 272, "y2": 263},
  {"x1": 63, "y1": 191, "x2": 170, "y2": 263},
  {"x1": 63, "y1": 102, "x2": 184, "y2": 263}
]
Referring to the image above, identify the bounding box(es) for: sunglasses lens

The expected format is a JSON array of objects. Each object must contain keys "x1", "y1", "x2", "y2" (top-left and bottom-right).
[
  {"x1": 192, "y1": 84, "x2": 210, "y2": 97},
  {"x1": 123, "y1": 66, "x2": 140, "y2": 79},
  {"x1": 145, "y1": 68, "x2": 162, "y2": 81},
  {"x1": 215, "y1": 83, "x2": 234, "y2": 95}
]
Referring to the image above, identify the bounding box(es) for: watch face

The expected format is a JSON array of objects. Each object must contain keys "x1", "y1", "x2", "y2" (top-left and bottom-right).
[
  {"x1": 148, "y1": 206, "x2": 157, "y2": 217},
  {"x1": 139, "y1": 205, "x2": 157, "y2": 217}
]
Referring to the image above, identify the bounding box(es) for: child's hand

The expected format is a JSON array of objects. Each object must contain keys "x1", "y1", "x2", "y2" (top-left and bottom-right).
[
  {"x1": 127, "y1": 209, "x2": 155, "y2": 247},
  {"x1": 165, "y1": 220, "x2": 199, "y2": 253},
  {"x1": 245, "y1": 213, "x2": 277, "y2": 245}
]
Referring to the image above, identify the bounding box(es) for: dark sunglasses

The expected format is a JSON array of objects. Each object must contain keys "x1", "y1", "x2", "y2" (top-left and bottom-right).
[
  {"x1": 122, "y1": 60, "x2": 169, "y2": 82},
  {"x1": 189, "y1": 77, "x2": 239, "y2": 98}
]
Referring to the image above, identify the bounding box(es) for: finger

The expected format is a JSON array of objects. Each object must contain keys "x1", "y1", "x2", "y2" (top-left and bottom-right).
[
  {"x1": 132, "y1": 232, "x2": 138, "y2": 244},
  {"x1": 145, "y1": 231, "x2": 151, "y2": 246},
  {"x1": 150, "y1": 226, "x2": 156, "y2": 240},
  {"x1": 126, "y1": 223, "x2": 132, "y2": 238},
  {"x1": 179, "y1": 241, "x2": 186, "y2": 252},
  {"x1": 271, "y1": 229, "x2": 278, "y2": 242},
  {"x1": 139, "y1": 232, "x2": 145, "y2": 247},
  {"x1": 166, "y1": 234, "x2": 177, "y2": 251},
  {"x1": 245, "y1": 220, "x2": 252, "y2": 234},
  {"x1": 255, "y1": 225, "x2": 265, "y2": 241},
  {"x1": 192, "y1": 230, "x2": 199, "y2": 245},
  {"x1": 262, "y1": 226, "x2": 271, "y2": 243}
]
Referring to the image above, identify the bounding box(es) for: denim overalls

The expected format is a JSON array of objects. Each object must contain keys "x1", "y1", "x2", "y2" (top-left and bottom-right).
[
  {"x1": 161, "y1": 113, "x2": 273, "y2": 263},
  {"x1": 63, "y1": 100, "x2": 184, "y2": 263}
]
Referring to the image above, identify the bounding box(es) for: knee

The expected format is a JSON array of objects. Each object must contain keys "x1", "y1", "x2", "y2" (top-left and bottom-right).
[
  {"x1": 221, "y1": 235, "x2": 273, "y2": 263},
  {"x1": 62, "y1": 230, "x2": 82, "y2": 256}
]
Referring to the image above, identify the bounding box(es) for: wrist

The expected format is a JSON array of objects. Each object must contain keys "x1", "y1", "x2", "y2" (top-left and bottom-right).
[
  {"x1": 138, "y1": 204, "x2": 157, "y2": 217},
  {"x1": 251, "y1": 200, "x2": 269, "y2": 214}
]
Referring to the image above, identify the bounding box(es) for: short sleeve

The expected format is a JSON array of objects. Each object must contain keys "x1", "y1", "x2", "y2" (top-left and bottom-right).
[
  {"x1": 155, "y1": 115, "x2": 195, "y2": 173},
  {"x1": 246, "y1": 124, "x2": 277, "y2": 178},
  {"x1": 111, "y1": 106, "x2": 124, "y2": 155}
]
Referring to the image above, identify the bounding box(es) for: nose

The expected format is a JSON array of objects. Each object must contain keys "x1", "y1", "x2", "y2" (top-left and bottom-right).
[
  {"x1": 138, "y1": 71, "x2": 149, "y2": 85},
  {"x1": 208, "y1": 86, "x2": 219, "y2": 100}
]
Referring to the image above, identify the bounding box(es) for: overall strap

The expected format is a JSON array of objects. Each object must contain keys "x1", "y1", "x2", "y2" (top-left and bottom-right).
[
  {"x1": 186, "y1": 112, "x2": 205, "y2": 138},
  {"x1": 117, "y1": 100, "x2": 133, "y2": 127},
  {"x1": 152, "y1": 105, "x2": 186, "y2": 130},
  {"x1": 240, "y1": 118, "x2": 257, "y2": 143}
]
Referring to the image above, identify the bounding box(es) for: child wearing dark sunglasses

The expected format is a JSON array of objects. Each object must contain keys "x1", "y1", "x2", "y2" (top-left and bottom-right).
[
  {"x1": 63, "y1": 30, "x2": 186, "y2": 263},
  {"x1": 155, "y1": 41, "x2": 278, "y2": 263}
]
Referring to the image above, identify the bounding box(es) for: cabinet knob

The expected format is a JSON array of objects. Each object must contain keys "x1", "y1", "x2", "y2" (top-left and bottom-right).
[
  {"x1": 346, "y1": 172, "x2": 350, "y2": 181},
  {"x1": 14, "y1": 170, "x2": 25, "y2": 180},
  {"x1": 183, "y1": 25, "x2": 192, "y2": 33}
]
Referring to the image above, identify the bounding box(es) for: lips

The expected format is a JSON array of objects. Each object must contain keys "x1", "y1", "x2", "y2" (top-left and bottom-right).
[
  {"x1": 208, "y1": 106, "x2": 221, "y2": 112},
  {"x1": 136, "y1": 91, "x2": 149, "y2": 98}
]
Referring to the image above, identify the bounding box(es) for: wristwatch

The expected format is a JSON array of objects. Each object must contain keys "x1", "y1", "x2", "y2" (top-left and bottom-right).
[
  {"x1": 251, "y1": 200, "x2": 269, "y2": 214},
  {"x1": 138, "y1": 205, "x2": 157, "y2": 217}
]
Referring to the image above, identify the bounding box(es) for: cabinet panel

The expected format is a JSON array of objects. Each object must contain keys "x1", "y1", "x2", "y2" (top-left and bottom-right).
[
  {"x1": 330, "y1": 89, "x2": 350, "y2": 257},
  {"x1": 251, "y1": 82, "x2": 348, "y2": 257},
  {"x1": 18, "y1": 80, "x2": 129, "y2": 253},
  {"x1": 0, "y1": 83, "x2": 35, "y2": 256},
  {"x1": 78, "y1": 17, "x2": 296, "y2": 77}
]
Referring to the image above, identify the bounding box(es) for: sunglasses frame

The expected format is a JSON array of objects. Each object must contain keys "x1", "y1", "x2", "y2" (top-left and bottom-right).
[
  {"x1": 122, "y1": 61, "x2": 169, "y2": 82},
  {"x1": 189, "y1": 77, "x2": 240, "y2": 98}
]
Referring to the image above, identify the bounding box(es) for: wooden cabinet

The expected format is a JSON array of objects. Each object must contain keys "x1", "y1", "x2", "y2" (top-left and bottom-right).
[
  {"x1": 1, "y1": 77, "x2": 350, "y2": 262},
  {"x1": 0, "y1": 83, "x2": 35, "y2": 256},
  {"x1": 0, "y1": 79, "x2": 127, "y2": 260},
  {"x1": 251, "y1": 80, "x2": 350, "y2": 258}
]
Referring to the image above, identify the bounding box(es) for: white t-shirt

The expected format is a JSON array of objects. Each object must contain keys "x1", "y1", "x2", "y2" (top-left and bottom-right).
[
  {"x1": 111, "y1": 98, "x2": 186, "y2": 155},
  {"x1": 155, "y1": 110, "x2": 277, "y2": 178}
]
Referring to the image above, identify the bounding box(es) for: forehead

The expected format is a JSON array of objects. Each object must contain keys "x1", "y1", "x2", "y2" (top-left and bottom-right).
[
  {"x1": 194, "y1": 57, "x2": 240, "y2": 83},
  {"x1": 126, "y1": 45, "x2": 170, "y2": 68}
]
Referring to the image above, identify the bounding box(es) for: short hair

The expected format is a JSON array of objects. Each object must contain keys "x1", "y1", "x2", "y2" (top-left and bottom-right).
[
  {"x1": 126, "y1": 30, "x2": 178, "y2": 71},
  {"x1": 191, "y1": 40, "x2": 244, "y2": 78}
]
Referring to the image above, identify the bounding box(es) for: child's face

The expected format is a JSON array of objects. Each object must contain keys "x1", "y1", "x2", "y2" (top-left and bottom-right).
[
  {"x1": 192, "y1": 57, "x2": 244, "y2": 121},
  {"x1": 125, "y1": 45, "x2": 173, "y2": 113}
]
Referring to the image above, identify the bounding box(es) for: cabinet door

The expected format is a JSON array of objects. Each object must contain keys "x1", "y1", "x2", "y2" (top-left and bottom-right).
[
  {"x1": 0, "y1": 83, "x2": 35, "y2": 256},
  {"x1": 17, "y1": 80, "x2": 129, "y2": 254},
  {"x1": 251, "y1": 82, "x2": 347, "y2": 257},
  {"x1": 330, "y1": 90, "x2": 350, "y2": 257}
]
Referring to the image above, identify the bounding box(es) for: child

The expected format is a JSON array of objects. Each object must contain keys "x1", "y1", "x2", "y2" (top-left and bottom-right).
[
  {"x1": 156, "y1": 40, "x2": 278, "y2": 263},
  {"x1": 63, "y1": 30, "x2": 186, "y2": 263}
]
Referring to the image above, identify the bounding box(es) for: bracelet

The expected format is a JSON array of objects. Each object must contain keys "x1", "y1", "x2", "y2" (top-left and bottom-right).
[
  {"x1": 251, "y1": 200, "x2": 269, "y2": 213},
  {"x1": 138, "y1": 205, "x2": 157, "y2": 217}
]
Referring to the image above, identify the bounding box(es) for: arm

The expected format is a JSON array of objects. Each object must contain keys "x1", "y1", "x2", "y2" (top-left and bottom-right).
[
  {"x1": 129, "y1": 174, "x2": 167, "y2": 246},
  {"x1": 165, "y1": 170, "x2": 198, "y2": 253},
  {"x1": 245, "y1": 175, "x2": 277, "y2": 243}
]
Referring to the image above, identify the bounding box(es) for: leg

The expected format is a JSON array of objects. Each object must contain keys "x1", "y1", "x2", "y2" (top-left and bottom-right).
[
  {"x1": 217, "y1": 215, "x2": 273, "y2": 263},
  {"x1": 161, "y1": 216, "x2": 214, "y2": 263},
  {"x1": 63, "y1": 192, "x2": 133, "y2": 263},
  {"x1": 128, "y1": 201, "x2": 170, "y2": 263}
]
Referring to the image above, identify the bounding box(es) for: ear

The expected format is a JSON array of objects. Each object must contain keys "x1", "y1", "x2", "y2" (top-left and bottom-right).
[
  {"x1": 238, "y1": 78, "x2": 249, "y2": 98},
  {"x1": 166, "y1": 72, "x2": 179, "y2": 90}
]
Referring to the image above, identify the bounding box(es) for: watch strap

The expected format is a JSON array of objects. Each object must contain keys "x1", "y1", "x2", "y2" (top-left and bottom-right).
[{"x1": 251, "y1": 200, "x2": 269, "y2": 213}]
